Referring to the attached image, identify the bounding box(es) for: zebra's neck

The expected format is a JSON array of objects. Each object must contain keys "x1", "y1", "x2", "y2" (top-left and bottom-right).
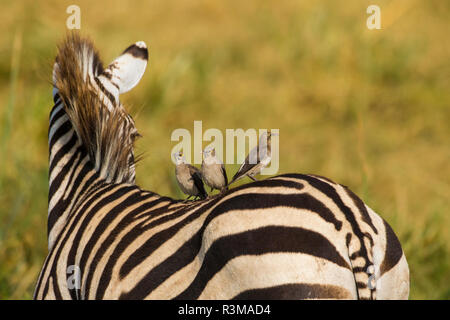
[
  {"x1": 47, "y1": 89, "x2": 100, "y2": 250},
  {"x1": 46, "y1": 34, "x2": 152, "y2": 251},
  {"x1": 47, "y1": 89, "x2": 166, "y2": 251}
]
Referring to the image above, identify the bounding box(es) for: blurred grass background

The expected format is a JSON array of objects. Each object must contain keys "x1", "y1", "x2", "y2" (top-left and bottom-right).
[{"x1": 0, "y1": 0, "x2": 449, "y2": 299}]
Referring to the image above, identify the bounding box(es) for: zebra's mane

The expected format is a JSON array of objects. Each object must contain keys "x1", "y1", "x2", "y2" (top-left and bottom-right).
[{"x1": 54, "y1": 33, "x2": 138, "y2": 184}]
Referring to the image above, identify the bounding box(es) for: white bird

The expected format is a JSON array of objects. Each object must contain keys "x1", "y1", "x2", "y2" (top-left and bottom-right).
[
  {"x1": 229, "y1": 130, "x2": 276, "y2": 185},
  {"x1": 201, "y1": 147, "x2": 228, "y2": 194},
  {"x1": 174, "y1": 151, "x2": 207, "y2": 200}
]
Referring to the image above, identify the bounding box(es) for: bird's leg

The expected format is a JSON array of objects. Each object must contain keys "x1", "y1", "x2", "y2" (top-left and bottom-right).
[
  {"x1": 219, "y1": 187, "x2": 227, "y2": 194},
  {"x1": 210, "y1": 187, "x2": 214, "y2": 192},
  {"x1": 183, "y1": 195, "x2": 193, "y2": 203}
]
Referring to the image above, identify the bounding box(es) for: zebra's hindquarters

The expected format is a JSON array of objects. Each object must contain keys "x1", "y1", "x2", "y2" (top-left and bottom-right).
[
  {"x1": 192, "y1": 221, "x2": 359, "y2": 299},
  {"x1": 169, "y1": 179, "x2": 362, "y2": 300},
  {"x1": 35, "y1": 174, "x2": 409, "y2": 300},
  {"x1": 108, "y1": 175, "x2": 408, "y2": 300},
  {"x1": 187, "y1": 175, "x2": 409, "y2": 300},
  {"x1": 369, "y1": 208, "x2": 410, "y2": 299}
]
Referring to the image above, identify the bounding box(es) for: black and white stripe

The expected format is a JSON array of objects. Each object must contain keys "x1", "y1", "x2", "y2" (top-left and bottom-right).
[{"x1": 34, "y1": 34, "x2": 409, "y2": 300}]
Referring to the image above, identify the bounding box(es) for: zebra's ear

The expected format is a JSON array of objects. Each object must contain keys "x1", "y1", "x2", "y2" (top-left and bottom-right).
[{"x1": 103, "y1": 41, "x2": 148, "y2": 94}]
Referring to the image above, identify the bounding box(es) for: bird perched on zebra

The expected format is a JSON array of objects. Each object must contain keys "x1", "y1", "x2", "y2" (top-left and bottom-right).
[
  {"x1": 229, "y1": 130, "x2": 276, "y2": 185},
  {"x1": 201, "y1": 147, "x2": 228, "y2": 194},
  {"x1": 174, "y1": 151, "x2": 207, "y2": 200},
  {"x1": 34, "y1": 33, "x2": 409, "y2": 300}
]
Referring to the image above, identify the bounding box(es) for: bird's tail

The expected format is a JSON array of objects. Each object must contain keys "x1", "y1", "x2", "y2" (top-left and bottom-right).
[{"x1": 228, "y1": 171, "x2": 242, "y2": 186}]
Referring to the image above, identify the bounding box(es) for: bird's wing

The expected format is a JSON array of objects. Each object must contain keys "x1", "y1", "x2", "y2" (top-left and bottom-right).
[
  {"x1": 247, "y1": 144, "x2": 261, "y2": 165},
  {"x1": 231, "y1": 142, "x2": 263, "y2": 181},
  {"x1": 221, "y1": 164, "x2": 228, "y2": 186},
  {"x1": 188, "y1": 165, "x2": 207, "y2": 199},
  {"x1": 233, "y1": 162, "x2": 255, "y2": 180},
  {"x1": 231, "y1": 154, "x2": 255, "y2": 183},
  {"x1": 187, "y1": 164, "x2": 200, "y2": 175}
]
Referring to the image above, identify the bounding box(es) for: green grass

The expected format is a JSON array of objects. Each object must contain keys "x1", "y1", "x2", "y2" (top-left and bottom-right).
[{"x1": 0, "y1": 0, "x2": 449, "y2": 299}]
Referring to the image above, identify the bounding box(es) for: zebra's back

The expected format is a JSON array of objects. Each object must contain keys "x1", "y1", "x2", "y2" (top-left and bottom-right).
[{"x1": 35, "y1": 174, "x2": 409, "y2": 300}]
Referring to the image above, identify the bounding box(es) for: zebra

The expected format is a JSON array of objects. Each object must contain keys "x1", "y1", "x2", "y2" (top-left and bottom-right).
[{"x1": 34, "y1": 33, "x2": 409, "y2": 300}]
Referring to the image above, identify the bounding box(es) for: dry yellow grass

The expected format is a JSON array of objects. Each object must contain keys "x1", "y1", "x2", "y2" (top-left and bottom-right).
[{"x1": 0, "y1": 0, "x2": 449, "y2": 299}]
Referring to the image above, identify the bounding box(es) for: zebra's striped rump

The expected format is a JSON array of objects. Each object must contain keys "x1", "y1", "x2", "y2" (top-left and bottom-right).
[{"x1": 35, "y1": 173, "x2": 408, "y2": 299}]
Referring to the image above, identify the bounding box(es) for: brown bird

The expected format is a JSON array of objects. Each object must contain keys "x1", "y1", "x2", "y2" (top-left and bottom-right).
[
  {"x1": 229, "y1": 130, "x2": 276, "y2": 185},
  {"x1": 174, "y1": 151, "x2": 207, "y2": 200},
  {"x1": 201, "y1": 147, "x2": 228, "y2": 194}
]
